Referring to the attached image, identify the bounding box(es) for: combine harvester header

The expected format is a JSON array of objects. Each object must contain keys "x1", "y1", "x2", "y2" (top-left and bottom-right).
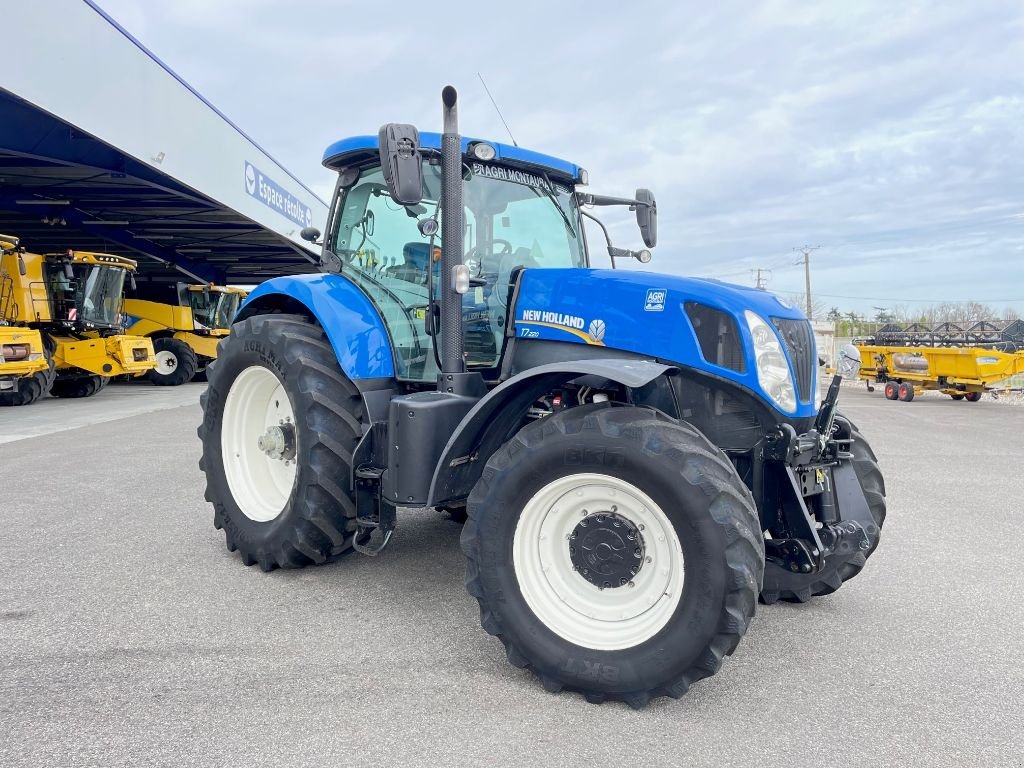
[
  {"x1": 0, "y1": 0, "x2": 327, "y2": 284},
  {"x1": 855, "y1": 344, "x2": 1024, "y2": 403}
]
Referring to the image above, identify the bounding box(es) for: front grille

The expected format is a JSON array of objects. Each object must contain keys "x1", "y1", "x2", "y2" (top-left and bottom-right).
[
  {"x1": 684, "y1": 302, "x2": 745, "y2": 373},
  {"x1": 771, "y1": 317, "x2": 815, "y2": 402}
]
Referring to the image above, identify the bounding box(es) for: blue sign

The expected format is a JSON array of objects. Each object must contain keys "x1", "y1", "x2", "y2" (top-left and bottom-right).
[{"x1": 245, "y1": 161, "x2": 313, "y2": 228}]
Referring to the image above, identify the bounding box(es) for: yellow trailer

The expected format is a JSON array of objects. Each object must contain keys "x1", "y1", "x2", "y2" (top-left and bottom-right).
[
  {"x1": 0, "y1": 235, "x2": 156, "y2": 405},
  {"x1": 855, "y1": 343, "x2": 1024, "y2": 402},
  {"x1": 124, "y1": 283, "x2": 247, "y2": 385}
]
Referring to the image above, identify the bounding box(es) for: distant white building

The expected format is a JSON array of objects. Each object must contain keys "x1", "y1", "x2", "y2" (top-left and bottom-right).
[{"x1": 812, "y1": 321, "x2": 836, "y2": 366}]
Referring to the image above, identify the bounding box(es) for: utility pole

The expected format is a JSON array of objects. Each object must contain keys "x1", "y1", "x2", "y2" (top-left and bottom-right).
[
  {"x1": 793, "y1": 245, "x2": 821, "y2": 319},
  {"x1": 751, "y1": 268, "x2": 771, "y2": 290}
]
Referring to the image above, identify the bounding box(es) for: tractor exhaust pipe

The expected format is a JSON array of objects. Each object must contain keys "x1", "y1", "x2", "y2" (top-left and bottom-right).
[{"x1": 439, "y1": 85, "x2": 465, "y2": 375}]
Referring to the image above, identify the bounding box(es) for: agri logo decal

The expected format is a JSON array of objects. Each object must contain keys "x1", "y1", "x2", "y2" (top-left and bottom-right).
[
  {"x1": 644, "y1": 288, "x2": 667, "y2": 312},
  {"x1": 244, "y1": 161, "x2": 314, "y2": 229}
]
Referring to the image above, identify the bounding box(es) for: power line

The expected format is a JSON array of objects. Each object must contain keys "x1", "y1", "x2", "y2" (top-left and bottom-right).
[
  {"x1": 750, "y1": 267, "x2": 771, "y2": 289},
  {"x1": 776, "y1": 290, "x2": 1023, "y2": 304},
  {"x1": 477, "y1": 72, "x2": 518, "y2": 147}
]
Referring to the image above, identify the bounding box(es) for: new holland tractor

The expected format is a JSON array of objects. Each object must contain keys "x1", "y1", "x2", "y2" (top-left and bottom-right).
[
  {"x1": 124, "y1": 283, "x2": 247, "y2": 385},
  {"x1": 199, "y1": 87, "x2": 886, "y2": 707},
  {"x1": 0, "y1": 235, "x2": 156, "y2": 405}
]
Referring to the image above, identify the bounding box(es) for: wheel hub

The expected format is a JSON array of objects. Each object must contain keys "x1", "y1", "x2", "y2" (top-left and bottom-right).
[
  {"x1": 257, "y1": 422, "x2": 296, "y2": 462},
  {"x1": 569, "y1": 511, "x2": 645, "y2": 589}
]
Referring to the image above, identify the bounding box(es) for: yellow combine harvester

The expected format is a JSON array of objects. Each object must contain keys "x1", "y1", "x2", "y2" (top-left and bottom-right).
[
  {"x1": 0, "y1": 326, "x2": 49, "y2": 397},
  {"x1": 0, "y1": 234, "x2": 156, "y2": 406},
  {"x1": 855, "y1": 343, "x2": 1024, "y2": 402},
  {"x1": 123, "y1": 283, "x2": 247, "y2": 385}
]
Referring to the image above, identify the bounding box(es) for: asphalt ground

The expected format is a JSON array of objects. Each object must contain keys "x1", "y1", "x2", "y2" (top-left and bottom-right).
[{"x1": 1, "y1": 383, "x2": 1022, "y2": 767}]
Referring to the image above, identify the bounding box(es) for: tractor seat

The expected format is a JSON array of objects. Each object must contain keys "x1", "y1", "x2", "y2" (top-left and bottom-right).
[{"x1": 386, "y1": 242, "x2": 432, "y2": 285}]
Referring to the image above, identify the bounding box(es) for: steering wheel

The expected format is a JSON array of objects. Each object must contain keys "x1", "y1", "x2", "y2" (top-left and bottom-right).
[{"x1": 464, "y1": 239, "x2": 513, "y2": 275}]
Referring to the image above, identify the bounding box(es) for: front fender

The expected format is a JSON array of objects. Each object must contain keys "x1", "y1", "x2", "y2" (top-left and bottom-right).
[
  {"x1": 238, "y1": 273, "x2": 395, "y2": 380},
  {"x1": 427, "y1": 359, "x2": 675, "y2": 506}
]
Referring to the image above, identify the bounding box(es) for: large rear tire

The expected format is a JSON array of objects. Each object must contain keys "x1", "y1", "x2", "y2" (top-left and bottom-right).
[
  {"x1": 148, "y1": 337, "x2": 198, "y2": 386},
  {"x1": 49, "y1": 374, "x2": 109, "y2": 399},
  {"x1": 198, "y1": 313, "x2": 365, "y2": 571},
  {"x1": 760, "y1": 421, "x2": 886, "y2": 604},
  {"x1": 0, "y1": 345, "x2": 55, "y2": 406},
  {"x1": 462, "y1": 405, "x2": 764, "y2": 707}
]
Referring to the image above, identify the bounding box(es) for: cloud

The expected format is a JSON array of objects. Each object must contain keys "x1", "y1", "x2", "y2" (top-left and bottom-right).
[{"x1": 94, "y1": 0, "x2": 1024, "y2": 312}]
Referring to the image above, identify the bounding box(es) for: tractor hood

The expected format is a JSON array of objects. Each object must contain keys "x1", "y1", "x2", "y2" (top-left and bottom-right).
[{"x1": 512, "y1": 268, "x2": 817, "y2": 418}]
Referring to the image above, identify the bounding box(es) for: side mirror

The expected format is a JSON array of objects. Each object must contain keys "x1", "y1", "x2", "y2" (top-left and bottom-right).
[
  {"x1": 129, "y1": 273, "x2": 137, "y2": 291},
  {"x1": 17, "y1": 253, "x2": 26, "y2": 276},
  {"x1": 300, "y1": 226, "x2": 321, "y2": 243},
  {"x1": 634, "y1": 188, "x2": 657, "y2": 248},
  {"x1": 378, "y1": 123, "x2": 423, "y2": 206},
  {"x1": 837, "y1": 344, "x2": 862, "y2": 380}
]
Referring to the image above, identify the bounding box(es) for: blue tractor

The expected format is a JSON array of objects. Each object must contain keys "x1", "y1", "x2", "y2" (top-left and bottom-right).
[{"x1": 199, "y1": 87, "x2": 885, "y2": 707}]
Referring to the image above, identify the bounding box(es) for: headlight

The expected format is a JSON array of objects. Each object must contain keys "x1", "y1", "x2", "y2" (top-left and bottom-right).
[{"x1": 744, "y1": 311, "x2": 797, "y2": 413}]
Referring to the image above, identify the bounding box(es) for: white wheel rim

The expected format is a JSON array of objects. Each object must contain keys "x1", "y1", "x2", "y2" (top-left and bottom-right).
[
  {"x1": 512, "y1": 473, "x2": 684, "y2": 651},
  {"x1": 221, "y1": 365, "x2": 297, "y2": 522},
  {"x1": 155, "y1": 350, "x2": 178, "y2": 374}
]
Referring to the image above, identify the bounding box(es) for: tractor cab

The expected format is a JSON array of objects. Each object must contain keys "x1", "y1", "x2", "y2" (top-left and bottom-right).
[{"x1": 314, "y1": 136, "x2": 592, "y2": 380}]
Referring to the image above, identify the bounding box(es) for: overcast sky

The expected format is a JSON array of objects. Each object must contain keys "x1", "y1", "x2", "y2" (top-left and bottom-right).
[{"x1": 97, "y1": 0, "x2": 1024, "y2": 316}]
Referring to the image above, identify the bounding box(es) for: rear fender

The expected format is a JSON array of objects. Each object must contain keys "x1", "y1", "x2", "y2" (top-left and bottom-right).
[
  {"x1": 237, "y1": 273, "x2": 395, "y2": 380},
  {"x1": 426, "y1": 359, "x2": 675, "y2": 506}
]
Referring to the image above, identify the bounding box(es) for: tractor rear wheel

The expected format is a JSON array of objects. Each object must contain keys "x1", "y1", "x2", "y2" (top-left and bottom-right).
[
  {"x1": 0, "y1": 345, "x2": 55, "y2": 406},
  {"x1": 198, "y1": 313, "x2": 365, "y2": 571},
  {"x1": 50, "y1": 374, "x2": 109, "y2": 399},
  {"x1": 761, "y1": 421, "x2": 886, "y2": 604},
  {"x1": 149, "y1": 337, "x2": 198, "y2": 386},
  {"x1": 463, "y1": 404, "x2": 764, "y2": 707}
]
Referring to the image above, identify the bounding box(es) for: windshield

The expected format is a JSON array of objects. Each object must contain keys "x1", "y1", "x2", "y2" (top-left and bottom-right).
[
  {"x1": 329, "y1": 160, "x2": 585, "y2": 380},
  {"x1": 46, "y1": 263, "x2": 127, "y2": 327},
  {"x1": 191, "y1": 291, "x2": 243, "y2": 330}
]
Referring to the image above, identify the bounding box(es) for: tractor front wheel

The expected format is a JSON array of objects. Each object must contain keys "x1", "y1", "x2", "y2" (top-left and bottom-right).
[
  {"x1": 463, "y1": 404, "x2": 764, "y2": 707},
  {"x1": 149, "y1": 337, "x2": 198, "y2": 386},
  {"x1": 198, "y1": 313, "x2": 365, "y2": 571}
]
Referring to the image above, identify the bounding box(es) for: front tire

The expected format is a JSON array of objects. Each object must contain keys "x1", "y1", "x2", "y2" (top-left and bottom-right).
[
  {"x1": 149, "y1": 337, "x2": 198, "y2": 386},
  {"x1": 462, "y1": 405, "x2": 764, "y2": 707},
  {"x1": 198, "y1": 313, "x2": 365, "y2": 571}
]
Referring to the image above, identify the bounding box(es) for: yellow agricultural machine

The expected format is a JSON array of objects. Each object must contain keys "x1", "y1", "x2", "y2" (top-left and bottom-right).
[
  {"x1": 855, "y1": 343, "x2": 1024, "y2": 402},
  {"x1": 0, "y1": 234, "x2": 156, "y2": 405},
  {"x1": 123, "y1": 283, "x2": 247, "y2": 385},
  {"x1": 0, "y1": 326, "x2": 49, "y2": 397}
]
